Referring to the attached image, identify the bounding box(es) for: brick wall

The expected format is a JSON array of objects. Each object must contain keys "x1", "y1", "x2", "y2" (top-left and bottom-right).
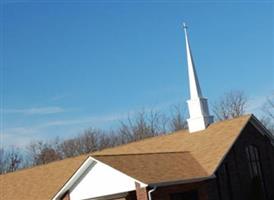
[
  {"x1": 135, "y1": 183, "x2": 148, "y2": 200},
  {"x1": 61, "y1": 192, "x2": 70, "y2": 200}
]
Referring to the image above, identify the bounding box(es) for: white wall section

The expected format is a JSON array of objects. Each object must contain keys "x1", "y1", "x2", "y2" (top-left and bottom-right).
[{"x1": 69, "y1": 158, "x2": 146, "y2": 200}]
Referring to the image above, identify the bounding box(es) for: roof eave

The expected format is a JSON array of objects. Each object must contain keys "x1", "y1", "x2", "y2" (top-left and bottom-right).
[
  {"x1": 148, "y1": 174, "x2": 215, "y2": 188},
  {"x1": 249, "y1": 114, "x2": 274, "y2": 142}
]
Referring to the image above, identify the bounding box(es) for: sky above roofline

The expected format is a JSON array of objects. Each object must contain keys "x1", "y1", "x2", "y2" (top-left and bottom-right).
[{"x1": 1, "y1": 1, "x2": 273, "y2": 147}]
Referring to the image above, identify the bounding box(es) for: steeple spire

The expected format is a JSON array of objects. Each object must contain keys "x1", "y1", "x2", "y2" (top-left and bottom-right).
[
  {"x1": 183, "y1": 23, "x2": 214, "y2": 133},
  {"x1": 183, "y1": 23, "x2": 203, "y2": 99}
]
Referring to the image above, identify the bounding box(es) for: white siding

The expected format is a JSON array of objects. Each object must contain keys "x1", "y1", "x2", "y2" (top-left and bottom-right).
[{"x1": 70, "y1": 159, "x2": 145, "y2": 200}]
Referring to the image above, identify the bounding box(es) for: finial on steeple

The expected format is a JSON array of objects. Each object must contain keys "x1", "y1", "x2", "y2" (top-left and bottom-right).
[
  {"x1": 183, "y1": 23, "x2": 214, "y2": 133},
  {"x1": 183, "y1": 22, "x2": 188, "y2": 29}
]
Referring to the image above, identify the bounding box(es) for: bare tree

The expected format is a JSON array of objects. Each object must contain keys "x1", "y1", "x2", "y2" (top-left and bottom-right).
[
  {"x1": 0, "y1": 147, "x2": 27, "y2": 174},
  {"x1": 27, "y1": 140, "x2": 62, "y2": 166},
  {"x1": 35, "y1": 147, "x2": 62, "y2": 165},
  {"x1": 6, "y1": 147, "x2": 22, "y2": 173},
  {"x1": 97, "y1": 131, "x2": 117, "y2": 149},
  {"x1": 79, "y1": 129, "x2": 100, "y2": 153},
  {"x1": 0, "y1": 148, "x2": 7, "y2": 174},
  {"x1": 212, "y1": 91, "x2": 248, "y2": 121},
  {"x1": 169, "y1": 104, "x2": 188, "y2": 131},
  {"x1": 261, "y1": 92, "x2": 274, "y2": 134},
  {"x1": 59, "y1": 128, "x2": 106, "y2": 158},
  {"x1": 58, "y1": 138, "x2": 81, "y2": 158},
  {"x1": 262, "y1": 93, "x2": 274, "y2": 120},
  {"x1": 117, "y1": 110, "x2": 168, "y2": 144}
]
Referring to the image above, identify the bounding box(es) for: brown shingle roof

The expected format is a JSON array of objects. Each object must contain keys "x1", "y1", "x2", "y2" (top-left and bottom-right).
[
  {"x1": 0, "y1": 155, "x2": 87, "y2": 200},
  {"x1": 94, "y1": 152, "x2": 208, "y2": 184},
  {"x1": 94, "y1": 114, "x2": 251, "y2": 176},
  {"x1": 0, "y1": 115, "x2": 252, "y2": 200}
]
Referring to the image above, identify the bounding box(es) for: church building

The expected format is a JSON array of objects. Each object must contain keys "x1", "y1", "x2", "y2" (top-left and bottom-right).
[{"x1": 0, "y1": 24, "x2": 273, "y2": 200}]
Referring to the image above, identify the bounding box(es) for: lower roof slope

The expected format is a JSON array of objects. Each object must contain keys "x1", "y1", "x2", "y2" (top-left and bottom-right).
[
  {"x1": 0, "y1": 155, "x2": 87, "y2": 200},
  {"x1": 0, "y1": 114, "x2": 252, "y2": 200},
  {"x1": 94, "y1": 152, "x2": 208, "y2": 185}
]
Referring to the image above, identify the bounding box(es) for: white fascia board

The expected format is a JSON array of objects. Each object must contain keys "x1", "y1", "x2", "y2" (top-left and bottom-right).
[{"x1": 52, "y1": 156, "x2": 95, "y2": 200}]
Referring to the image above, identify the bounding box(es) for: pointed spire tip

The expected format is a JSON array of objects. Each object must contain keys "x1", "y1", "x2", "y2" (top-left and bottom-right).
[{"x1": 183, "y1": 22, "x2": 188, "y2": 29}]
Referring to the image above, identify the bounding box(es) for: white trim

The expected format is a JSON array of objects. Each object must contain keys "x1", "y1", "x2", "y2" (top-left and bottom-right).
[
  {"x1": 52, "y1": 157, "x2": 95, "y2": 200},
  {"x1": 148, "y1": 186, "x2": 157, "y2": 200},
  {"x1": 52, "y1": 156, "x2": 147, "y2": 200},
  {"x1": 90, "y1": 156, "x2": 147, "y2": 188}
]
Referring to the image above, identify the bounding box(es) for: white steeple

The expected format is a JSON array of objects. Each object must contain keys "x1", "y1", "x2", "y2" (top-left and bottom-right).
[{"x1": 183, "y1": 23, "x2": 214, "y2": 133}]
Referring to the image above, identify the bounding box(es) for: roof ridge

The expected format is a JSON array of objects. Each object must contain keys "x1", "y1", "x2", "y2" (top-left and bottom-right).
[
  {"x1": 210, "y1": 114, "x2": 252, "y2": 124},
  {"x1": 0, "y1": 115, "x2": 252, "y2": 177},
  {"x1": 93, "y1": 130, "x2": 188, "y2": 154},
  {"x1": 1, "y1": 114, "x2": 255, "y2": 200},
  {"x1": 92, "y1": 129, "x2": 186, "y2": 155},
  {"x1": 93, "y1": 151, "x2": 190, "y2": 157},
  {"x1": 94, "y1": 115, "x2": 252, "y2": 155}
]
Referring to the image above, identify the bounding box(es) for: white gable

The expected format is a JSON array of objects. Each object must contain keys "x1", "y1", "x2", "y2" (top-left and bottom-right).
[{"x1": 69, "y1": 157, "x2": 146, "y2": 200}]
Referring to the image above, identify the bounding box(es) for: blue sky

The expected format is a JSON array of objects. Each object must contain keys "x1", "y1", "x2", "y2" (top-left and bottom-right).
[{"x1": 1, "y1": 1, "x2": 273, "y2": 147}]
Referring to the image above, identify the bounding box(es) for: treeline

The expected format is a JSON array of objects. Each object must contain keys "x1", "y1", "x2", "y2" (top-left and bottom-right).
[
  {"x1": 0, "y1": 105, "x2": 187, "y2": 174},
  {"x1": 0, "y1": 91, "x2": 273, "y2": 174}
]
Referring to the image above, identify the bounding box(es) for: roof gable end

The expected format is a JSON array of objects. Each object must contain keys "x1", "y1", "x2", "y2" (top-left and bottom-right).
[{"x1": 53, "y1": 157, "x2": 146, "y2": 200}]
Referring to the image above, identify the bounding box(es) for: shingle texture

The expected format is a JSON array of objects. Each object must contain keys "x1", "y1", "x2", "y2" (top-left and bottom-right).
[
  {"x1": 0, "y1": 155, "x2": 87, "y2": 200},
  {"x1": 0, "y1": 115, "x2": 252, "y2": 200},
  {"x1": 94, "y1": 152, "x2": 208, "y2": 184}
]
